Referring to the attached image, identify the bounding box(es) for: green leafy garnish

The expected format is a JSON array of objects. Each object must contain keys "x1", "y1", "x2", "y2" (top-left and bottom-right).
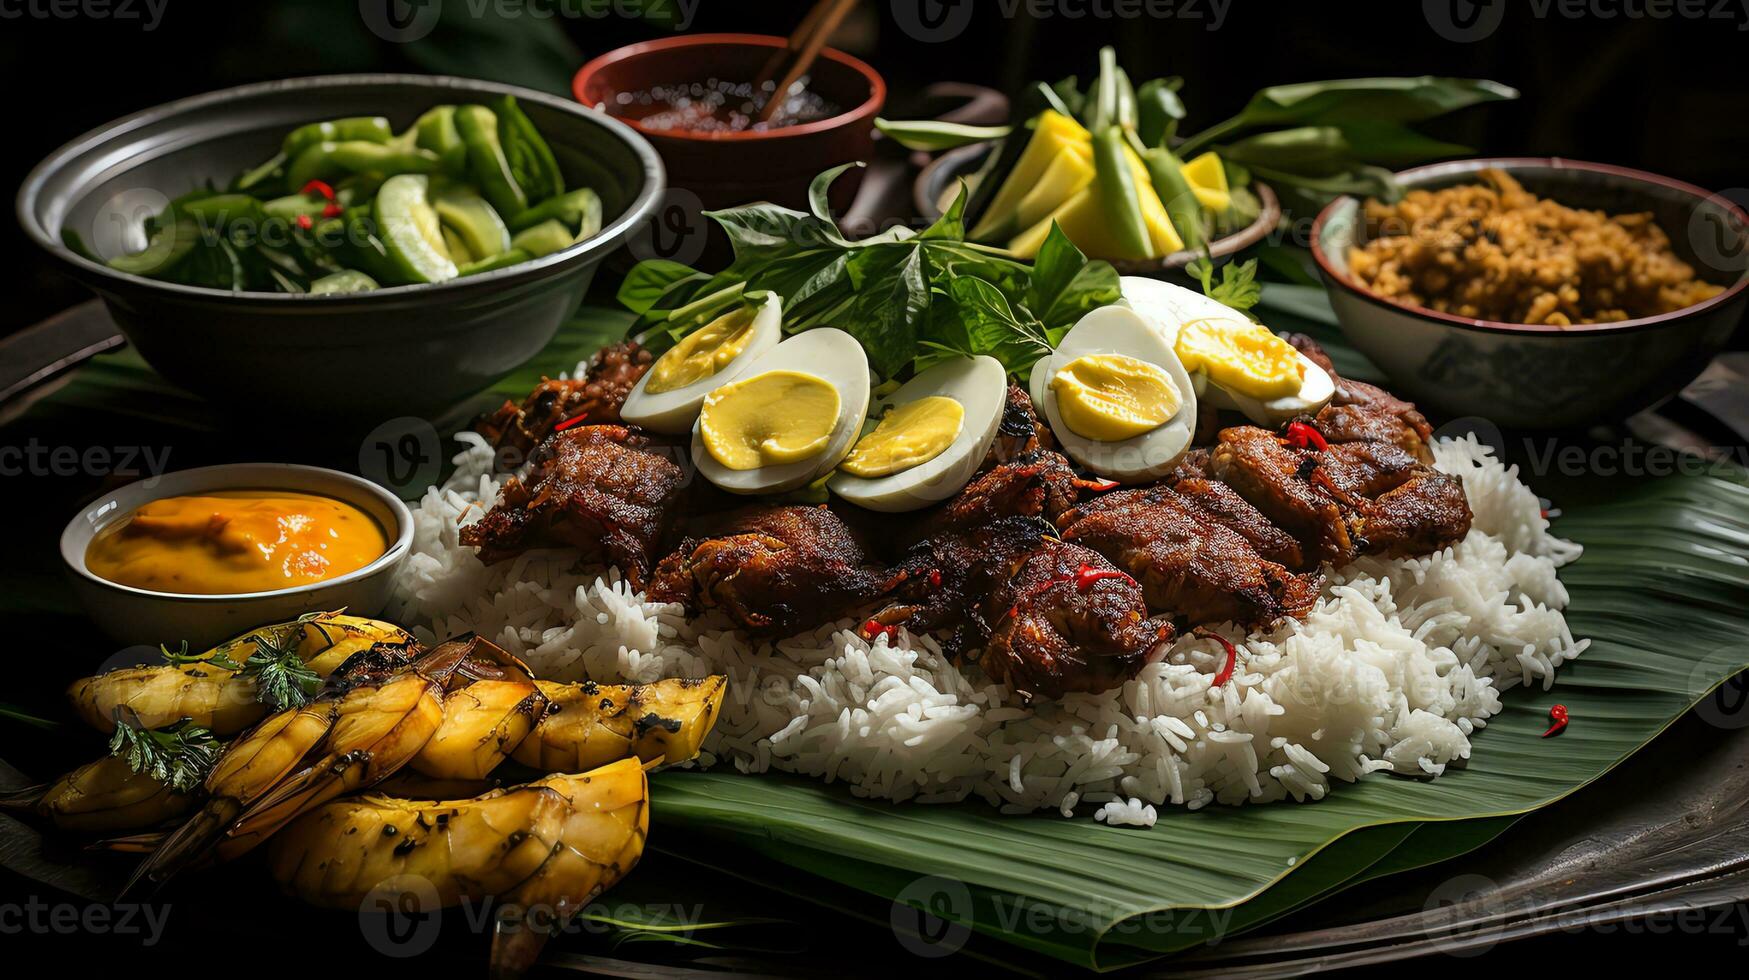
[
  {"x1": 108, "y1": 714, "x2": 221, "y2": 793},
  {"x1": 1187, "y1": 255, "x2": 1263, "y2": 320},
  {"x1": 625, "y1": 168, "x2": 1117, "y2": 381},
  {"x1": 159, "y1": 613, "x2": 325, "y2": 710}
]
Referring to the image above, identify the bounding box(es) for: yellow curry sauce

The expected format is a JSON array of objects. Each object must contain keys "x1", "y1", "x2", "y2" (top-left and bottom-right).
[{"x1": 85, "y1": 490, "x2": 387, "y2": 595}]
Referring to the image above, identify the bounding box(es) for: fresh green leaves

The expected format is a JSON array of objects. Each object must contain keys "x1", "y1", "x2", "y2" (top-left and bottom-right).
[
  {"x1": 107, "y1": 715, "x2": 221, "y2": 793},
  {"x1": 1187, "y1": 255, "x2": 1263, "y2": 319},
  {"x1": 626, "y1": 168, "x2": 1100, "y2": 380},
  {"x1": 1219, "y1": 76, "x2": 1519, "y2": 131}
]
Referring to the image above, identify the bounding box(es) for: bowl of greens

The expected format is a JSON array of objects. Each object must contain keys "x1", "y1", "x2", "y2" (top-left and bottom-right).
[
  {"x1": 886, "y1": 50, "x2": 1517, "y2": 276},
  {"x1": 17, "y1": 74, "x2": 663, "y2": 422}
]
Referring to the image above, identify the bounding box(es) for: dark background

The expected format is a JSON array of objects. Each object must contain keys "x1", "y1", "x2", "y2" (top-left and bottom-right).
[{"x1": 4, "y1": 0, "x2": 1747, "y2": 337}]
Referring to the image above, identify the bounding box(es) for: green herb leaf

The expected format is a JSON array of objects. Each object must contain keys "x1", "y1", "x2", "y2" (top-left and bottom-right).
[
  {"x1": 874, "y1": 118, "x2": 1012, "y2": 152},
  {"x1": 107, "y1": 714, "x2": 221, "y2": 793},
  {"x1": 1025, "y1": 223, "x2": 1120, "y2": 330},
  {"x1": 1187, "y1": 255, "x2": 1263, "y2": 319},
  {"x1": 618, "y1": 259, "x2": 704, "y2": 315}
]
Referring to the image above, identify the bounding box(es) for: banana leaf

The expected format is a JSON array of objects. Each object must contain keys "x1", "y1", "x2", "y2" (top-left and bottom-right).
[{"x1": 10, "y1": 295, "x2": 1749, "y2": 970}]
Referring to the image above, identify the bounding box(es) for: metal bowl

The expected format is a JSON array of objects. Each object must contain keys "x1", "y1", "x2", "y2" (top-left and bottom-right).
[
  {"x1": 1311, "y1": 158, "x2": 1749, "y2": 428},
  {"x1": 17, "y1": 74, "x2": 665, "y2": 424}
]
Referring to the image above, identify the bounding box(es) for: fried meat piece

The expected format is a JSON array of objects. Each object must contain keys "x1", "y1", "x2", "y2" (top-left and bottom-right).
[
  {"x1": 1058, "y1": 485, "x2": 1321, "y2": 627},
  {"x1": 912, "y1": 449, "x2": 1086, "y2": 543},
  {"x1": 475, "y1": 341, "x2": 653, "y2": 454},
  {"x1": 1286, "y1": 334, "x2": 1434, "y2": 461},
  {"x1": 646, "y1": 505, "x2": 894, "y2": 637},
  {"x1": 982, "y1": 383, "x2": 1056, "y2": 468},
  {"x1": 1169, "y1": 474, "x2": 1306, "y2": 569},
  {"x1": 1209, "y1": 426, "x2": 1470, "y2": 567},
  {"x1": 870, "y1": 517, "x2": 1173, "y2": 700},
  {"x1": 1315, "y1": 441, "x2": 1473, "y2": 558},
  {"x1": 1210, "y1": 426, "x2": 1362, "y2": 567},
  {"x1": 460, "y1": 425, "x2": 683, "y2": 588}
]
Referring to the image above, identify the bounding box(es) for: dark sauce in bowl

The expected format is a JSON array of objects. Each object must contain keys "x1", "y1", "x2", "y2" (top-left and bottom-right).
[{"x1": 606, "y1": 77, "x2": 842, "y2": 134}]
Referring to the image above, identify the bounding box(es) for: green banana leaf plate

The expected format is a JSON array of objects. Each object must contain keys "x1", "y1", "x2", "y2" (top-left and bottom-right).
[{"x1": 2, "y1": 283, "x2": 1746, "y2": 972}]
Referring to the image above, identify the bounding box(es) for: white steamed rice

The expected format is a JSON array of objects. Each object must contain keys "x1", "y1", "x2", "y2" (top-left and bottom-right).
[{"x1": 387, "y1": 432, "x2": 1587, "y2": 816}]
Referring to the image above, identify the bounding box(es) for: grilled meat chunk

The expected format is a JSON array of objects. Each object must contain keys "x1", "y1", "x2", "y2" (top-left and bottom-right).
[
  {"x1": 475, "y1": 341, "x2": 653, "y2": 454},
  {"x1": 1168, "y1": 474, "x2": 1306, "y2": 569},
  {"x1": 1286, "y1": 334, "x2": 1434, "y2": 461},
  {"x1": 1208, "y1": 425, "x2": 1470, "y2": 567},
  {"x1": 983, "y1": 383, "x2": 1056, "y2": 468},
  {"x1": 1058, "y1": 486, "x2": 1321, "y2": 627},
  {"x1": 913, "y1": 449, "x2": 1086, "y2": 543},
  {"x1": 647, "y1": 505, "x2": 893, "y2": 637},
  {"x1": 870, "y1": 517, "x2": 1172, "y2": 700},
  {"x1": 1210, "y1": 425, "x2": 1362, "y2": 567},
  {"x1": 1313, "y1": 441, "x2": 1472, "y2": 558},
  {"x1": 461, "y1": 425, "x2": 683, "y2": 588}
]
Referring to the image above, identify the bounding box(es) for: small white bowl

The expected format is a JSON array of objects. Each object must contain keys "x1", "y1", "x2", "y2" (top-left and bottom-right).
[{"x1": 60, "y1": 463, "x2": 414, "y2": 648}]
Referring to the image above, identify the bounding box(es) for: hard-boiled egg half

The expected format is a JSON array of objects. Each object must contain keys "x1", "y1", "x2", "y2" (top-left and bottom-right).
[
  {"x1": 692, "y1": 328, "x2": 870, "y2": 495},
  {"x1": 620, "y1": 292, "x2": 783, "y2": 434},
  {"x1": 1119, "y1": 276, "x2": 1332, "y2": 426},
  {"x1": 1029, "y1": 305, "x2": 1198, "y2": 483},
  {"x1": 828, "y1": 355, "x2": 1006, "y2": 512}
]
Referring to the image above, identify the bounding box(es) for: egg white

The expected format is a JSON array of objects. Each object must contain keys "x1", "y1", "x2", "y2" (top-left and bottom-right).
[
  {"x1": 828, "y1": 355, "x2": 1006, "y2": 513},
  {"x1": 621, "y1": 292, "x2": 783, "y2": 434},
  {"x1": 1119, "y1": 274, "x2": 1331, "y2": 426},
  {"x1": 1031, "y1": 305, "x2": 1198, "y2": 483},
  {"x1": 691, "y1": 327, "x2": 870, "y2": 495}
]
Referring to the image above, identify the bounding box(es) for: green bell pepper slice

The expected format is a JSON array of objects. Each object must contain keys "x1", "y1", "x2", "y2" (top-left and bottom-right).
[
  {"x1": 282, "y1": 116, "x2": 393, "y2": 159},
  {"x1": 509, "y1": 219, "x2": 573, "y2": 259},
  {"x1": 107, "y1": 217, "x2": 199, "y2": 276},
  {"x1": 455, "y1": 105, "x2": 528, "y2": 218},
  {"x1": 286, "y1": 141, "x2": 444, "y2": 192},
  {"x1": 508, "y1": 188, "x2": 601, "y2": 238},
  {"x1": 413, "y1": 106, "x2": 470, "y2": 176},
  {"x1": 309, "y1": 269, "x2": 380, "y2": 294},
  {"x1": 433, "y1": 183, "x2": 511, "y2": 261},
  {"x1": 456, "y1": 247, "x2": 533, "y2": 277},
  {"x1": 495, "y1": 95, "x2": 564, "y2": 205}
]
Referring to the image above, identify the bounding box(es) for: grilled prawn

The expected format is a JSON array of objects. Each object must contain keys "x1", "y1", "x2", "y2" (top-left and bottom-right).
[
  {"x1": 68, "y1": 613, "x2": 417, "y2": 735},
  {"x1": 126, "y1": 640, "x2": 467, "y2": 892},
  {"x1": 512, "y1": 676, "x2": 726, "y2": 772},
  {"x1": 0, "y1": 756, "x2": 193, "y2": 834},
  {"x1": 268, "y1": 759, "x2": 649, "y2": 978}
]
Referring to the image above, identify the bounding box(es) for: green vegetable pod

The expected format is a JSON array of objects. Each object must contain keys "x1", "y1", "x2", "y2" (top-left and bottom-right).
[
  {"x1": 412, "y1": 106, "x2": 470, "y2": 176},
  {"x1": 454, "y1": 105, "x2": 528, "y2": 219},
  {"x1": 285, "y1": 141, "x2": 444, "y2": 192},
  {"x1": 456, "y1": 248, "x2": 532, "y2": 277},
  {"x1": 509, "y1": 219, "x2": 573, "y2": 259},
  {"x1": 107, "y1": 217, "x2": 199, "y2": 276},
  {"x1": 174, "y1": 194, "x2": 267, "y2": 229},
  {"x1": 1137, "y1": 145, "x2": 1207, "y2": 253},
  {"x1": 494, "y1": 95, "x2": 564, "y2": 205},
  {"x1": 282, "y1": 116, "x2": 393, "y2": 159},
  {"x1": 433, "y1": 183, "x2": 511, "y2": 261},
  {"x1": 1090, "y1": 126, "x2": 1154, "y2": 260},
  {"x1": 508, "y1": 188, "x2": 601, "y2": 237},
  {"x1": 374, "y1": 174, "x2": 459, "y2": 284},
  {"x1": 309, "y1": 270, "x2": 380, "y2": 294}
]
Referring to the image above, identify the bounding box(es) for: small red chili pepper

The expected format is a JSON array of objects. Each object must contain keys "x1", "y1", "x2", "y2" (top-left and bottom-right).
[
  {"x1": 322, "y1": 202, "x2": 343, "y2": 219},
  {"x1": 553, "y1": 412, "x2": 589, "y2": 432},
  {"x1": 1076, "y1": 477, "x2": 1121, "y2": 493},
  {"x1": 1542, "y1": 704, "x2": 1569, "y2": 738},
  {"x1": 1280, "y1": 420, "x2": 1328, "y2": 452},
  {"x1": 294, "y1": 213, "x2": 314, "y2": 230},
  {"x1": 300, "y1": 179, "x2": 336, "y2": 201},
  {"x1": 1196, "y1": 627, "x2": 1240, "y2": 687},
  {"x1": 1072, "y1": 563, "x2": 1132, "y2": 593},
  {"x1": 927, "y1": 569, "x2": 942, "y2": 588},
  {"x1": 861, "y1": 619, "x2": 899, "y2": 642}
]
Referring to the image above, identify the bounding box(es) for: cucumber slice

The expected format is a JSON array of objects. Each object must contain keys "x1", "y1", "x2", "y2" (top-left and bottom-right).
[
  {"x1": 310, "y1": 270, "x2": 380, "y2": 294},
  {"x1": 433, "y1": 183, "x2": 511, "y2": 261},
  {"x1": 509, "y1": 218, "x2": 573, "y2": 259},
  {"x1": 374, "y1": 174, "x2": 457, "y2": 284}
]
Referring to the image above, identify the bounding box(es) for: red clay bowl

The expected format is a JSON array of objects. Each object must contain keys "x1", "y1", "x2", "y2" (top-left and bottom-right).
[
  {"x1": 1311, "y1": 158, "x2": 1749, "y2": 428},
  {"x1": 573, "y1": 33, "x2": 885, "y2": 223}
]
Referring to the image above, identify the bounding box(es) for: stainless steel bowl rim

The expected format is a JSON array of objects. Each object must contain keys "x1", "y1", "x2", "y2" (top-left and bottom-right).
[
  {"x1": 1311, "y1": 156, "x2": 1749, "y2": 337},
  {"x1": 16, "y1": 73, "x2": 666, "y2": 304}
]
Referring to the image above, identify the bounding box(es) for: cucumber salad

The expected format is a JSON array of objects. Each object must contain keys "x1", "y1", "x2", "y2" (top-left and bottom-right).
[{"x1": 90, "y1": 97, "x2": 601, "y2": 294}]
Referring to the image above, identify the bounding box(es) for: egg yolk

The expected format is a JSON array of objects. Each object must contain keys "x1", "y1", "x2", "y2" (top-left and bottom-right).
[
  {"x1": 699, "y1": 370, "x2": 841, "y2": 470},
  {"x1": 1174, "y1": 317, "x2": 1304, "y2": 399},
  {"x1": 645, "y1": 305, "x2": 757, "y2": 394},
  {"x1": 839, "y1": 396, "x2": 965, "y2": 478},
  {"x1": 1050, "y1": 354, "x2": 1181, "y2": 441},
  {"x1": 84, "y1": 490, "x2": 387, "y2": 595}
]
